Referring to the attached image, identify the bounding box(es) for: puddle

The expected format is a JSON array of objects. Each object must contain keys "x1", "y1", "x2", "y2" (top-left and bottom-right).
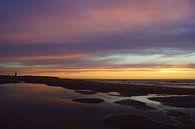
[{"x1": 0, "y1": 82, "x2": 195, "y2": 127}]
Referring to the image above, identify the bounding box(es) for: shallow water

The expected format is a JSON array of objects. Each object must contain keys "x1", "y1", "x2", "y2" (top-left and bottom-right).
[
  {"x1": 0, "y1": 83, "x2": 195, "y2": 128},
  {"x1": 94, "y1": 79, "x2": 195, "y2": 89}
]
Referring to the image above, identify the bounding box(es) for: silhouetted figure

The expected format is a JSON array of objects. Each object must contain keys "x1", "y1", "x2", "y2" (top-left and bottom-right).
[{"x1": 15, "y1": 72, "x2": 17, "y2": 77}]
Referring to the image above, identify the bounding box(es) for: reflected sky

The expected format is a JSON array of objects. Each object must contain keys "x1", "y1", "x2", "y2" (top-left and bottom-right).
[{"x1": 1, "y1": 82, "x2": 195, "y2": 128}]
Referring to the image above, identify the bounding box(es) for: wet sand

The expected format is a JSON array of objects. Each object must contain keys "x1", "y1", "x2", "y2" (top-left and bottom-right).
[
  {"x1": 101, "y1": 113, "x2": 176, "y2": 129},
  {"x1": 114, "y1": 99, "x2": 155, "y2": 110},
  {"x1": 0, "y1": 76, "x2": 195, "y2": 129},
  {"x1": 149, "y1": 96, "x2": 195, "y2": 108},
  {"x1": 163, "y1": 110, "x2": 195, "y2": 128},
  {"x1": 73, "y1": 98, "x2": 105, "y2": 104},
  {"x1": 0, "y1": 83, "x2": 115, "y2": 129},
  {"x1": 1, "y1": 76, "x2": 195, "y2": 96},
  {"x1": 75, "y1": 90, "x2": 97, "y2": 95}
]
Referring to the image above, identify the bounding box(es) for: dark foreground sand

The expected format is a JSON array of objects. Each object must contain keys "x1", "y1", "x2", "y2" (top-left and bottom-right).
[
  {"x1": 75, "y1": 90, "x2": 97, "y2": 95},
  {"x1": 101, "y1": 113, "x2": 176, "y2": 129},
  {"x1": 114, "y1": 99, "x2": 155, "y2": 110},
  {"x1": 163, "y1": 110, "x2": 195, "y2": 129},
  {"x1": 149, "y1": 96, "x2": 195, "y2": 108},
  {"x1": 73, "y1": 98, "x2": 105, "y2": 104},
  {"x1": 102, "y1": 112, "x2": 195, "y2": 129},
  {"x1": 0, "y1": 76, "x2": 195, "y2": 129}
]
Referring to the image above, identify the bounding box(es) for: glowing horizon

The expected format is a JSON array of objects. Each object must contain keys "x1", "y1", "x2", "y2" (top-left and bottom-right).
[{"x1": 1, "y1": 67, "x2": 195, "y2": 79}]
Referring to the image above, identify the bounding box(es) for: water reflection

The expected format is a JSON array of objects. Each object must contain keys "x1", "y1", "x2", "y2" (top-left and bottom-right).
[{"x1": 0, "y1": 83, "x2": 195, "y2": 129}]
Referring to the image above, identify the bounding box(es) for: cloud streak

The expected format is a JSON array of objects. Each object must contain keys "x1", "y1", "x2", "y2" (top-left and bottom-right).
[{"x1": 0, "y1": 0, "x2": 195, "y2": 78}]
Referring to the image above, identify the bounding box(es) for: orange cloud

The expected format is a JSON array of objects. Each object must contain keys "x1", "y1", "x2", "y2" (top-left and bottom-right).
[{"x1": 2, "y1": 53, "x2": 88, "y2": 61}]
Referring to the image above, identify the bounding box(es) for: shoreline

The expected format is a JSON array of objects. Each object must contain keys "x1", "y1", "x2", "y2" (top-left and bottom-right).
[
  {"x1": 1, "y1": 75, "x2": 195, "y2": 96},
  {"x1": 1, "y1": 76, "x2": 195, "y2": 129}
]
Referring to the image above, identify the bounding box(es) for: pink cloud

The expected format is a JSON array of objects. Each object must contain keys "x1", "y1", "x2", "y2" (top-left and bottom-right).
[{"x1": 0, "y1": 0, "x2": 194, "y2": 44}]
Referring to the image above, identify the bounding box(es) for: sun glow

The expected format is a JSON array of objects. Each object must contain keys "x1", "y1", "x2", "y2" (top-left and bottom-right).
[
  {"x1": 159, "y1": 68, "x2": 192, "y2": 73},
  {"x1": 6, "y1": 67, "x2": 195, "y2": 79}
]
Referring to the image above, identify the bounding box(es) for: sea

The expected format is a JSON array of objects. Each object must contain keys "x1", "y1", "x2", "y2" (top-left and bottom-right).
[{"x1": 92, "y1": 79, "x2": 195, "y2": 89}]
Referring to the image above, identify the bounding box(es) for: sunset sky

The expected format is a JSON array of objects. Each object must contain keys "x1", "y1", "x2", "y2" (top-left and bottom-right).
[{"x1": 0, "y1": 0, "x2": 195, "y2": 79}]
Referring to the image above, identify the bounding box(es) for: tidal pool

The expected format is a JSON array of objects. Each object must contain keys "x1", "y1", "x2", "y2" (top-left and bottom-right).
[{"x1": 0, "y1": 83, "x2": 194, "y2": 129}]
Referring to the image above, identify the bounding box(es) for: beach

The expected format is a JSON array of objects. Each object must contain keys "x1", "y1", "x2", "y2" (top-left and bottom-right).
[{"x1": 0, "y1": 76, "x2": 195, "y2": 129}]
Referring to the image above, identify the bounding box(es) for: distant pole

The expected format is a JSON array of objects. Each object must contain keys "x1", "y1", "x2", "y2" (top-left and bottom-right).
[{"x1": 15, "y1": 72, "x2": 17, "y2": 77}]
